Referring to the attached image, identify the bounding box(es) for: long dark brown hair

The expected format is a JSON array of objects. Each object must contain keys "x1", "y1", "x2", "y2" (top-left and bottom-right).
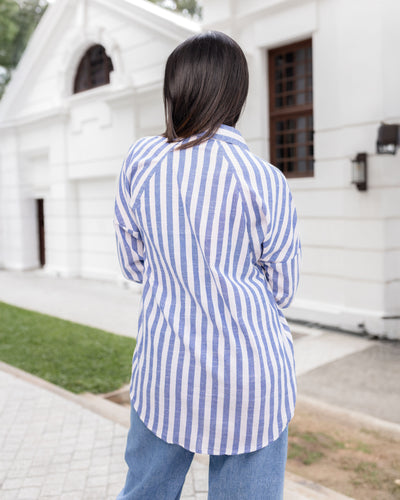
[{"x1": 163, "y1": 31, "x2": 249, "y2": 149}]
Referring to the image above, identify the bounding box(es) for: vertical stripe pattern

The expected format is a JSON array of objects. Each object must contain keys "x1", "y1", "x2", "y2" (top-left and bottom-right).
[{"x1": 114, "y1": 125, "x2": 301, "y2": 455}]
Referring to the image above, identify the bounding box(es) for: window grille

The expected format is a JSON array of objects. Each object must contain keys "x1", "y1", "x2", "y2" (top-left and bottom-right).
[
  {"x1": 268, "y1": 40, "x2": 314, "y2": 177},
  {"x1": 73, "y1": 44, "x2": 113, "y2": 94}
]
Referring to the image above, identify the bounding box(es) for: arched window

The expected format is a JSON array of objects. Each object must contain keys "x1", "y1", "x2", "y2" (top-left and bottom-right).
[{"x1": 73, "y1": 44, "x2": 114, "y2": 94}]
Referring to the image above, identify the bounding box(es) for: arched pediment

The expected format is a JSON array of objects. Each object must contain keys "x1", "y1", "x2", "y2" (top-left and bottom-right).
[{"x1": 59, "y1": 27, "x2": 127, "y2": 98}]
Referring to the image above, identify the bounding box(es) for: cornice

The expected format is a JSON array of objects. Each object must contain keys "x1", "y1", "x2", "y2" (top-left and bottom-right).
[
  {"x1": 95, "y1": 0, "x2": 200, "y2": 40},
  {"x1": 203, "y1": 0, "x2": 316, "y2": 31},
  {"x1": 0, "y1": 106, "x2": 69, "y2": 130},
  {"x1": 0, "y1": 77, "x2": 164, "y2": 130}
]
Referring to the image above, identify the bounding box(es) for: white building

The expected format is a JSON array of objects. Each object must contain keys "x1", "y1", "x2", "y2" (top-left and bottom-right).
[{"x1": 0, "y1": 0, "x2": 399, "y2": 339}]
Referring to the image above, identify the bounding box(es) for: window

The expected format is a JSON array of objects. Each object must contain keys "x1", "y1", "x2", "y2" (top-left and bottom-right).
[
  {"x1": 73, "y1": 44, "x2": 114, "y2": 94},
  {"x1": 268, "y1": 39, "x2": 314, "y2": 177}
]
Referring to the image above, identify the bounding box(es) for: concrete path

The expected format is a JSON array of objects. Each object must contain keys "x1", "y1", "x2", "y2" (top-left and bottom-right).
[
  {"x1": 2, "y1": 268, "x2": 399, "y2": 498},
  {"x1": 0, "y1": 270, "x2": 141, "y2": 338}
]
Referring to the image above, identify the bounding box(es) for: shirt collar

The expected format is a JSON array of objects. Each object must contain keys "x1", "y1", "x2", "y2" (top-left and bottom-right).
[{"x1": 212, "y1": 124, "x2": 249, "y2": 149}]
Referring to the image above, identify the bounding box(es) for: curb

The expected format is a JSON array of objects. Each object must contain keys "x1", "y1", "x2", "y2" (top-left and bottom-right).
[
  {"x1": 285, "y1": 472, "x2": 354, "y2": 500},
  {"x1": 0, "y1": 361, "x2": 130, "y2": 428},
  {"x1": 297, "y1": 394, "x2": 400, "y2": 440}
]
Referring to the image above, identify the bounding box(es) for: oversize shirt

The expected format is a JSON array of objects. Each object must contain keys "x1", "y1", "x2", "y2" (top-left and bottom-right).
[{"x1": 114, "y1": 125, "x2": 301, "y2": 455}]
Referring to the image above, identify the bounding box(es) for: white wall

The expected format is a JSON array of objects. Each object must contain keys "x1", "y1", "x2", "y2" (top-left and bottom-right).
[
  {"x1": 203, "y1": 0, "x2": 400, "y2": 338},
  {"x1": 0, "y1": 0, "x2": 196, "y2": 282}
]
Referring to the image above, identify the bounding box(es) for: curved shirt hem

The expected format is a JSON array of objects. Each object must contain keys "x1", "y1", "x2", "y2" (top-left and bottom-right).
[{"x1": 130, "y1": 396, "x2": 296, "y2": 456}]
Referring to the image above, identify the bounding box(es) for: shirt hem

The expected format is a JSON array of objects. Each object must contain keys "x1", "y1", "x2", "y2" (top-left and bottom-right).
[{"x1": 130, "y1": 396, "x2": 296, "y2": 456}]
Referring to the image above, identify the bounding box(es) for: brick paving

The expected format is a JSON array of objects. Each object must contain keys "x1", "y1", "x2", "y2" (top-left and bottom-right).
[
  {"x1": 0, "y1": 371, "x2": 127, "y2": 499},
  {"x1": 0, "y1": 368, "x2": 354, "y2": 499},
  {"x1": 0, "y1": 370, "x2": 211, "y2": 500}
]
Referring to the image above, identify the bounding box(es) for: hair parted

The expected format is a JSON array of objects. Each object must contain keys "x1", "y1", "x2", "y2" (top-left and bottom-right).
[{"x1": 163, "y1": 31, "x2": 249, "y2": 149}]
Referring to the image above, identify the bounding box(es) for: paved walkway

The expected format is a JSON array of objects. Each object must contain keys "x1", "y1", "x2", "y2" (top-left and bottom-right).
[
  {"x1": 0, "y1": 369, "x2": 127, "y2": 500},
  {"x1": 0, "y1": 365, "x2": 351, "y2": 500},
  {"x1": 1, "y1": 269, "x2": 399, "y2": 499}
]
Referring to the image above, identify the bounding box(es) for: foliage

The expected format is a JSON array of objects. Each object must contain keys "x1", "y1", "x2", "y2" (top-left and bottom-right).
[
  {"x1": 0, "y1": 0, "x2": 48, "y2": 99},
  {"x1": 147, "y1": 0, "x2": 202, "y2": 19},
  {"x1": 0, "y1": 301, "x2": 136, "y2": 394}
]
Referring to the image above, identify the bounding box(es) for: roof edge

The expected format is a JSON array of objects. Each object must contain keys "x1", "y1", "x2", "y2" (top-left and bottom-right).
[{"x1": 105, "y1": 0, "x2": 201, "y2": 34}]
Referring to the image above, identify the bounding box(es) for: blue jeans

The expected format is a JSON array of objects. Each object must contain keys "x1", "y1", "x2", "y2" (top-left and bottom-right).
[{"x1": 117, "y1": 407, "x2": 288, "y2": 500}]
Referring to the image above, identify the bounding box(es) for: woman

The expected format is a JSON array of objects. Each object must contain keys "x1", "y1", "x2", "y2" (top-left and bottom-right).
[{"x1": 114, "y1": 31, "x2": 301, "y2": 500}]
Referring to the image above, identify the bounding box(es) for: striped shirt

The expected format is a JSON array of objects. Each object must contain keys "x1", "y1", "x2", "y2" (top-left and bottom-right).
[{"x1": 114, "y1": 124, "x2": 301, "y2": 455}]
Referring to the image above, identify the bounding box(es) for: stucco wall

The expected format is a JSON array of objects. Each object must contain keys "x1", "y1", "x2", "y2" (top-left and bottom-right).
[
  {"x1": 0, "y1": 0, "x2": 197, "y2": 282},
  {"x1": 203, "y1": 0, "x2": 400, "y2": 337}
]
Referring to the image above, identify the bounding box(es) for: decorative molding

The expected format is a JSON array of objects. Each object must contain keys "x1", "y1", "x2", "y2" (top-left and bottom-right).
[
  {"x1": 202, "y1": 0, "x2": 315, "y2": 30},
  {"x1": 58, "y1": 26, "x2": 129, "y2": 99},
  {"x1": 0, "y1": 107, "x2": 69, "y2": 130},
  {"x1": 94, "y1": 0, "x2": 200, "y2": 41},
  {"x1": 0, "y1": 0, "x2": 199, "y2": 122}
]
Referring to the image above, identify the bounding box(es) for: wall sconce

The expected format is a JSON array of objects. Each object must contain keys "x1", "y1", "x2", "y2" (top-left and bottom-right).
[
  {"x1": 351, "y1": 153, "x2": 367, "y2": 191},
  {"x1": 376, "y1": 123, "x2": 399, "y2": 154}
]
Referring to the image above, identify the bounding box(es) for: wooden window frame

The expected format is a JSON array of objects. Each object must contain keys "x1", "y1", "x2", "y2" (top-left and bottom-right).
[{"x1": 268, "y1": 39, "x2": 314, "y2": 178}]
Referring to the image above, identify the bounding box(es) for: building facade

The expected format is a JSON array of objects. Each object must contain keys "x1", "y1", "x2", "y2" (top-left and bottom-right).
[
  {"x1": 0, "y1": 0, "x2": 199, "y2": 280},
  {"x1": 202, "y1": 0, "x2": 400, "y2": 339},
  {"x1": 0, "y1": 0, "x2": 399, "y2": 338}
]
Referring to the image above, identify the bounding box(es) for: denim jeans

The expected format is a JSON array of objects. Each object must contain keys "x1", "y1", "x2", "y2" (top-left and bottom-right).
[{"x1": 117, "y1": 407, "x2": 288, "y2": 500}]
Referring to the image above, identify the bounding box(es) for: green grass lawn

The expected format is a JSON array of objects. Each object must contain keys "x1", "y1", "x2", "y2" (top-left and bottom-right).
[{"x1": 0, "y1": 301, "x2": 136, "y2": 394}]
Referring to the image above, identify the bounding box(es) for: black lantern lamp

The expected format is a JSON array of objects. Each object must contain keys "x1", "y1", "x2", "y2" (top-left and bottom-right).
[
  {"x1": 377, "y1": 124, "x2": 399, "y2": 154},
  {"x1": 351, "y1": 153, "x2": 367, "y2": 191}
]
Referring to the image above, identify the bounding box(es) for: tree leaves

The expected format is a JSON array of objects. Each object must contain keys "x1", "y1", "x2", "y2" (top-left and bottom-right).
[
  {"x1": 147, "y1": 0, "x2": 202, "y2": 20},
  {"x1": 0, "y1": 0, "x2": 47, "y2": 98}
]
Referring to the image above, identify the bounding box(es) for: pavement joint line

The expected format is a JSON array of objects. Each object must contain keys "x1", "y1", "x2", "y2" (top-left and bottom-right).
[{"x1": 293, "y1": 330, "x2": 374, "y2": 377}]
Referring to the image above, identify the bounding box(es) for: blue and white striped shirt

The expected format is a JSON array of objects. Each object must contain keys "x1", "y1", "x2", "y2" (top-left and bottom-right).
[{"x1": 114, "y1": 124, "x2": 301, "y2": 455}]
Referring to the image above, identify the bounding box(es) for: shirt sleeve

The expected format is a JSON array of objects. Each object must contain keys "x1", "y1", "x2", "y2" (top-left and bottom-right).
[
  {"x1": 258, "y1": 168, "x2": 301, "y2": 309},
  {"x1": 113, "y1": 153, "x2": 144, "y2": 283}
]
